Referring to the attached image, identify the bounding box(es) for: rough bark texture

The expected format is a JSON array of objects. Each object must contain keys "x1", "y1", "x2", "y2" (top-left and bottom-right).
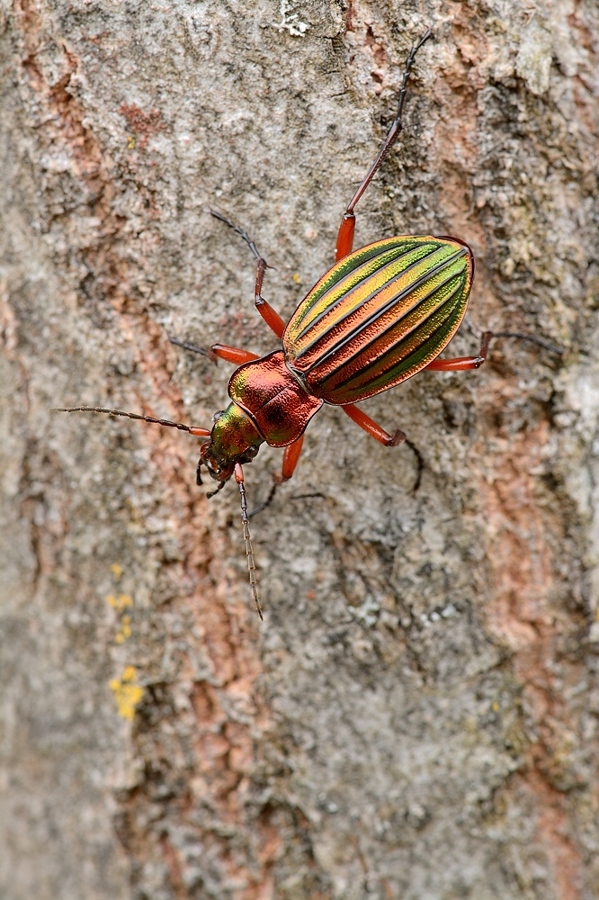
[{"x1": 1, "y1": 1, "x2": 598, "y2": 898}]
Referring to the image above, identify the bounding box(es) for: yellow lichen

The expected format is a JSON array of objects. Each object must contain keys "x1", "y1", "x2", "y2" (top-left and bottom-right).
[
  {"x1": 107, "y1": 593, "x2": 133, "y2": 612},
  {"x1": 109, "y1": 666, "x2": 144, "y2": 720}
]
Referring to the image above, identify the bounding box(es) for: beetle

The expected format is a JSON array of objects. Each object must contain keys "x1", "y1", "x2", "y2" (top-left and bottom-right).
[{"x1": 54, "y1": 30, "x2": 559, "y2": 618}]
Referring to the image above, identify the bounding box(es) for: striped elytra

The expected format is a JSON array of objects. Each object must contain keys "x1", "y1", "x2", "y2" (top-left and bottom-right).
[{"x1": 283, "y1": 236, "x2": 474, "y2": 405}]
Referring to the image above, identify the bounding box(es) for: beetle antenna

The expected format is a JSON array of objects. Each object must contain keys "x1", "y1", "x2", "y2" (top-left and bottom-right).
[
  {"x1": 234, "y1": 463, "x2": 263, "y2": 620},
  {"x1": 51, "y1": 406, "x2": 211, "y2": 437}
]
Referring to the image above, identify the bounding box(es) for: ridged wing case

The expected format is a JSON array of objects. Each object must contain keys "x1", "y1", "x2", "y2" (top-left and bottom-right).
[{"x1": 283, "y1": 236, "x2": 474, "y2": 405}]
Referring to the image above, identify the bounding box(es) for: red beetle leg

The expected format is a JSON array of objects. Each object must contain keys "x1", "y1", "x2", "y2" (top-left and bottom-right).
[
  {"x1": 277, "y1": 434, "x2": 305, "y2": 482},
  {"x1": 342, "y1": 403, "x2": 406, "y2": 447},
  {"x1": 425, "y1": 331, "x2": 493, "y2": 371},
  {"x1": 253, "y1": 258, "x2": 286, "y2": 339},
  {"x1": 255, "y1": 290, "x2": 286, "y2": 339},
  {"x1": 210, "y1": 344, "x2": 261, "y2": 365},
  {"x1": 170, "y1": 338, "x2": 260, "y2": 366},
  {"x1": 334, "y1": 29, "x2": 432, "y2": 262},
  {"x1": 335, "y1": 214, "x2": 356, "y2": 262},
  {"x1": 425, "y1": 357, "x2": 485, "y2": 372}
]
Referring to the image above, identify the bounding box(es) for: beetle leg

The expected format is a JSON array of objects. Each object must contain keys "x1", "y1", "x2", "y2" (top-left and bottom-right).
[
  {"x1": 210, "y1": 344, "x2": 260, "y2": 364},
  {"x1": 170, "y1": 337, "x2": 260, "y2": 365},
  {"x1": 249, "y1": 435, "x2": 305, "y2": 517},
  {"x1": 334, "y1": 28, "x2": 432, "y2": 262},
  {"x1": 427, "y1": 329, "x2": 564, "y2": 371},
  {"x1": 278, "y1": 434, "x2": 305, "y2": 480},
  {"x1": 342, "y1": 403, "x2": 406, "y2": 446},
  {"x1": 425, "y1": 330, "x2": 493, "y2": 371},
  {"x1": 210, "y1": 210, "x2": 286, "y2": 338},
  {"x1": 425, "y1": 357, "x2": 486, "y2": 371}
]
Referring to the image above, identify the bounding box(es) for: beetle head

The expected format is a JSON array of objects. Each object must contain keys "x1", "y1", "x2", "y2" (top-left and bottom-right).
[
  {"x1": 197, "y1": 440, "x2": 260, "y2": 490},
  {"x1": 196, "y1": 402, "x2": 263, "y2": 492}
]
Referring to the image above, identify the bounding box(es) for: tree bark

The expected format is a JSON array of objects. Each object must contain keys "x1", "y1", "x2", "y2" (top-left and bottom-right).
[{"x1": 1, "y1": 1, "x2": 598, "y2": 898}]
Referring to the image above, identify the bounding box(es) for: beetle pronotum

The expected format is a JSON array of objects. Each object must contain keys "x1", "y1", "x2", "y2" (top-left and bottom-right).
[{"x1": 54, "y1": 30, "x2": 560, "y2": 619}]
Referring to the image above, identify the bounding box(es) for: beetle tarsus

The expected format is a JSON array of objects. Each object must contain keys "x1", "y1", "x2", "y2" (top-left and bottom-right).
[
  {"x1": 335, "y1": 28, "x2": 433, "y2": 261},
  {"x1": 405, "y1": 438, "x2": 424, "y2": 493},
  {"x1": 489, "y1": 331, "x2": 564, "y2": 357},
  {"x1": 169, "y1": 336, "x2": 218, "y2": 362},
  {"x1": 209, "y1": 209, "x2": 267, "y2": 265},
  {"x1": 206, "y1": 480, "x2": 226, "y2": 499},
  {"x1": 249, "y1": 481, "x2": 278, "y2": 518},
  {"x1": 210, "y1": 209, "x2": 286, "y2": 338}
]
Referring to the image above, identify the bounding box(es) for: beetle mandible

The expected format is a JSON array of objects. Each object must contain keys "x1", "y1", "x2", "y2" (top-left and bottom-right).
[{"x1": 55, "y1": 30, "x2": 556, "y2": 618}]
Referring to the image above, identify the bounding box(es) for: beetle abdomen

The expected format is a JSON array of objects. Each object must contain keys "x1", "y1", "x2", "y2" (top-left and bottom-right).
[{"x1": 283, "y1": 236, "x2": 473, "y2": 404}]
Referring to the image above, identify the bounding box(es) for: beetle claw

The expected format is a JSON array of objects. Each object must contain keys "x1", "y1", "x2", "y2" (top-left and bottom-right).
[{"x1": 389, "y1": 429, "x2": 407, "y2": 447}]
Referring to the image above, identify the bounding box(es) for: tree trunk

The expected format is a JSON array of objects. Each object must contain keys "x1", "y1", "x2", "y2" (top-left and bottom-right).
[{"x1": 1, "y1": 2, "x2": 598, "y2": 898}]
